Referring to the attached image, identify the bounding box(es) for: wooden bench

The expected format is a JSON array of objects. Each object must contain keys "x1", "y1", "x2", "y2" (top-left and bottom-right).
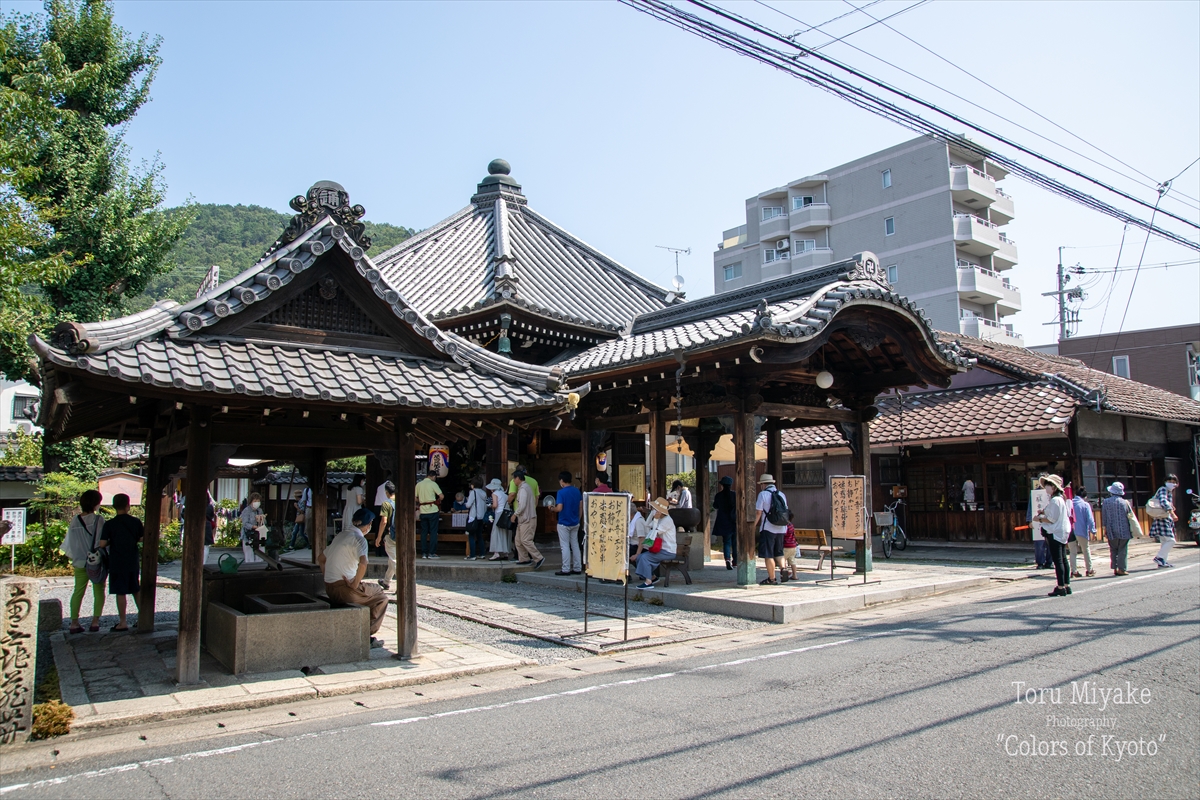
[
  {"x1": 659, "y1": 533, "x2": 693, "y2": 587},
  {"x1": 793, "y1": 528, "x2": 843, "y2": 571}
]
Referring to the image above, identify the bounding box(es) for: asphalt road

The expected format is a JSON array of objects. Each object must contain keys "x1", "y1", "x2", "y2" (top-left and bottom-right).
[{"x1": 4, "y1": 557, "x2": 1197, "y2": 799}]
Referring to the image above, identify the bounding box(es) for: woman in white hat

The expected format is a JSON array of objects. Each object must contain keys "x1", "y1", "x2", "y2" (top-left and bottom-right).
[
  {"x1": 1033, "y1": 474, "x2": 1071, "y2": 595},
  {"x1": 486, "y1": 478, "x2": 513, "y2": 561},
  {"x1": 1100, "y1": 481, "x2": 1134, "y2": 576},
  {"x1": 629, "y1": 497, "x2": 676, "y2": 590}
]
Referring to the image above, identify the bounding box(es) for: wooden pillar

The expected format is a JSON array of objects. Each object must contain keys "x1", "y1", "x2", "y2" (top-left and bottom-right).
[
  {"x1": 768, "y1": 428, "x2": 783, "y2": 484},
  {"x1": 137, "y1": 451, "x2": 164, "y2": 634},
  {"x1": 851, "y1": 417, "x2": 873, "y2": 574},
  {"x1": 176, "y1": 409, "x2": 210, "y2": 684},
  {"x1": 310, "y1": 450, "x2": 327, "y2": 563},
  {"x1": 648, "y1": 408, "x2": 666, "y2": 502},
  {"x1": 693, "y1": 433, "x2": 712, "y2": 561},
  {"x1": 394, "y1": 417, "x2": 418, "y2": 659},
  {"x1": 734, "y1": 412, "x2": 757, "y2": 585}
]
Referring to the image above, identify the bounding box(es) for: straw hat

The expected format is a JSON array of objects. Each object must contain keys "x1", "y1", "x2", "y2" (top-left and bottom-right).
[
  {"x1": 1040, "y1": 474, "x2": 1064, "y2": 492},
  {"x1": 758, "y1": 473, "x2": 776, "y2": 484},
  {"x1": 648, "y1": 496, "x2": 671, "y2": 516}
]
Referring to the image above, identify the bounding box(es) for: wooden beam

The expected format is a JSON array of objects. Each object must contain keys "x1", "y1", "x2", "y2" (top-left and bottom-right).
[
  {"x1": 310, "y1": 450, "x2": 328, "y2": 564},
  {"x1": 395, "y1": 416, "x2": 418, "y2": 659},
  {"x1": 734, "y1": 412, "x2": 757, "y2": 586},
  {"x1": 154, "y1": 428, "x2": 189, "y2": 457},
  {"x1": 137, "y1": 448, "x2": 165, "y2": 635},
  {"x1": 586, "y1": 413, "x2": 643, "y2": 431},
  {"x1": 755, "y1": 402, "x2": 856, "y2": 423},
  {"x1": 176, "y1": 409, "x2": 211, "y2": 685},
  {"x1": 768, "y1": 429, "x2": 783, "y2": 484},
  {"x1": 648, "y1": 407, "x2": 666, "y2": 502},
  {"x1": 207, "y1": 425, "x2": 384, "y2": 450},
  {"x1": 656, "y1": 402, "x2": 739, "y2": 421}
]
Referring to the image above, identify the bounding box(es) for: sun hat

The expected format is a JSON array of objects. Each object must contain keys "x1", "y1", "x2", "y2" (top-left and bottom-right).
[
  {"x1": 1107, "y1": 481, "x2": 1125, "y2": 496},
  {"x1": 720, "y1": 476, "x2": 733, "y2": 486},
  {"x1": 758, "y1": 473, "x2": 776, "y2": 484},
  {"x1": 1040, "y1": 474, "x2": 1064, "y2": 492},
  {"x1": 648, "y1": 497, "x2": 671, "y2": 515},
  {"x1": 486, "y1": 478, "x2": 504, "y2": 492}
]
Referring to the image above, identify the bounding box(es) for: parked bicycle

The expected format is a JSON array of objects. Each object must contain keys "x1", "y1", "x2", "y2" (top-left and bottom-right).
[{"x1": 874, "y1": 498, "x2": 909, "y2": 558}]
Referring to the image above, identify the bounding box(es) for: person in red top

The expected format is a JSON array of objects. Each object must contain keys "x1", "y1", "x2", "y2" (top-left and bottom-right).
[
  {"x1": 593, "y1": 472, "x2": 612, "y2": 493},
  {"x1": 782, "y1": 511, "x2": 798, "y2": 581}
]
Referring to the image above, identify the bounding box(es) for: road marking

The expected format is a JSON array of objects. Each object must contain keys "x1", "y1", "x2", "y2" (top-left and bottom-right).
[{"x1": 3, "y1": 560, "x2": 1193, "y2": 795}]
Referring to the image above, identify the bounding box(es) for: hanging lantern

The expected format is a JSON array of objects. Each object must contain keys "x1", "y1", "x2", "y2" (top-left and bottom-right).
[{"x1": 816, "y1": 371, "x2": 834, "y2": 389}]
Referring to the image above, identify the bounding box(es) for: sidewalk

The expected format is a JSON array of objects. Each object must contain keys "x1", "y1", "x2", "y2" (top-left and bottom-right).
[{"x1": 51, "y1": 606, "x2": 531, "y2": 732}]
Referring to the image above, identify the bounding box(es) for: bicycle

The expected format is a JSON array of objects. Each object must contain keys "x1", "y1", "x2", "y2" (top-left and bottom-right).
[{"x1": 874, "y1": 498, "x2": 909, "y2": 558}]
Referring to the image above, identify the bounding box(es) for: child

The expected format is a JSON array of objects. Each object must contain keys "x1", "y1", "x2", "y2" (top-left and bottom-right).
[
  {"x1": 782, "y1": 511, "x2": 798, "y2": 580},
  {"x1": 452, "y1": 491, "x2": 469, "y2": 512}
]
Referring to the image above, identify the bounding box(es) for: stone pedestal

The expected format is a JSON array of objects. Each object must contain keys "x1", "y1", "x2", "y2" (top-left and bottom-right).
[{"x1": 1, "y1": 576, "x2": 40, "y2": 744}]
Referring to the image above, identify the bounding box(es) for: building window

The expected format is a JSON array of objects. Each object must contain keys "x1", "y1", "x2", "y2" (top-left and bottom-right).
[
  {"x1": 11, "y1": 394, "x2": 37, "y2": 421},
  {"x1": 764, "y1": 249, "x2": 780, "y2": 264},
  {"x1": 782, "y1": 461, "x2": 825, "y2": 487},
  {"x1": 882, "y1": 169, "x2": 892, "y2": 188},
  {"x1": 886, "y1": 264, "x2": 898, "y2": 283},
  {"x1": 884, "y1": 217, "x2": 895, "y2": 236},
  {"x1": 879, "y1": 456, "x2": 902, "y2": 485},
  {"x1": 1112, "y1": 355, "x2": 1130, "y2": 379},
  {"x1": 723, "y1": 262, "x2": 742, "y2": 282},
  {"x1": 791, "y1": 195, "x2": 815, "y2": 210},
  {"x1": 761, "y1": 206, "x2": 785, "y2": 222},
  {"x1": 796, "y1": 239, "x2": 816, "y2": 252}
]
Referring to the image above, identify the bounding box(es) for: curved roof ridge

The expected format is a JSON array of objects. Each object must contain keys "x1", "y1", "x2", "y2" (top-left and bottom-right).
[{"x1": 369, "y1": 204, "x2": 478, "y2": 265}]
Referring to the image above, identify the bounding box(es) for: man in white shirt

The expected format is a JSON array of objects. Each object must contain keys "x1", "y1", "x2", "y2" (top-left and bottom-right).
[
  {"x1": 670, "y1": 480, "x2": 693, "y2": 509},
  {"x1": 320, "y1": 508, "x2": 387, "y2": 640},
  {"x1": 755, "y1": 474, "x2": 789, "y2": 585},
  {"x1": 465, "y1": 478, "x2": 491, "y2": 561}
]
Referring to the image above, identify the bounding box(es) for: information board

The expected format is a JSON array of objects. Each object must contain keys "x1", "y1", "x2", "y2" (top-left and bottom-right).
[
  {"x1": 2, "y1": 508, "x2": 27, "y2": 545},
  {"x1": 584, "y1": 492, "x2": 630, "y2": 583},
  {"x1": 830, "y1": 475, "x2": 867, "y2": 540},
  {"x1": 1029, "y1": 489, "x2": 1049, "y2": 540},
  {"x1": 618, "y1": 465, "x2": 646, "y2": 501}
]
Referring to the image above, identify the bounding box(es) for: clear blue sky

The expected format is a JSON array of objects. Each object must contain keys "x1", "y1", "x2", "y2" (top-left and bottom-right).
[{"x1": 9, "y1": 0, "x2": 1199, "y2": 345}]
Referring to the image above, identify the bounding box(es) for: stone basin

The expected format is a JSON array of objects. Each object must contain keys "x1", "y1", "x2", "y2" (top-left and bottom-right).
[{"x1": 244, "y1": 592, "x2": 329, "y2": 614}]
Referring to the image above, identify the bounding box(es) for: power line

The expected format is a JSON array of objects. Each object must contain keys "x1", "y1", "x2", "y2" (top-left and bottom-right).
[
  {"x1": 681, "y1": 0, "x2": 1200, "y2": 235},
  {"x1": 1071, "y1": 258, "x2": 1200, "y2": 274},
  {"x1": 1086, "y1": 224, "x2": 1129, "y2": 367},
  {"x1": 835, "y1": 0, "x2": 1200, "y2": 208},
  {"x1": 622, "y1": 0, "x2": 1200, "y2": 251},
  {"x1": 811, "y1": 0, "x2": 931, "y2": 51},
  {"x1": 1110, "y1": 190, "x2": 1167, "y2": 357},
  {"x1": 751, "y1": 0, "x2": 1198, "y2": 216},
  {"x1": 761, "y1": 0, "x2": 883, "y2": 38}
]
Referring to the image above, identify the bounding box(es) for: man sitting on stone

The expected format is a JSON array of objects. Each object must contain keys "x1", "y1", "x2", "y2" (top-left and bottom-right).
[{"x1": 319, "y1": 507, "x2": 387, "y2": 645}]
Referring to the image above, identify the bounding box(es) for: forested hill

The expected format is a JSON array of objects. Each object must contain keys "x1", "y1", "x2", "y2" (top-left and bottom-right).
[{"x1": 132, "y1": 204, "x2": 414, "y2": 310}]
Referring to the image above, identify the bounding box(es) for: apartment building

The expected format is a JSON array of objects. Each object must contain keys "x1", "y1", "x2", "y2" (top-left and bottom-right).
[
  {"x1": 713, "y1": 136, "x2": 1022, "y2": 344},
  {"x1": 1056, "y1": 323, "x2": 1200, "y2": 401}
]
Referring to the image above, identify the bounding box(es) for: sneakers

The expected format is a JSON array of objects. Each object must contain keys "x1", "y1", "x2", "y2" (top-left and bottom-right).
[
  {"x1": 1085, "y1": 569, "x2": 1095, "y2": 577},
  {"x1": 420, "y1": 554, "x2": 428, "y2": 559},
  {"x1": 464, "y1": 556, "x2": 476, "y2": 561},
  {"x1": 1153, "y1": 556, "x2": 1165, "y2": 568},
  {"x1": 379, "y1": 580, "x2": 390, "y2": 591},
  {"x1": 514, "y1": 560, "x2": 532, "y2": 566},
  {"x1": 1070, "y1": 571, "x2": 1082, "y2": 578},
  {"x1": 1064, "y1": 586, "x2": 1073, "y2": 595},
  {"x1": 555, "y1": 570, "x2": 573, "y2": 576},
  {"x1": 533, "y1": 557, "x2": 545, "y2": 571},
  {"x1": 369, "y1": 637, "x2": 383, "y2": 649}
]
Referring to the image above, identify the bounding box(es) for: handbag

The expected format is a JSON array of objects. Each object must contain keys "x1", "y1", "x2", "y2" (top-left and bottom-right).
[
  {"x1": 1145, "y1": 496, "x2": 1170, "y2": 520},
  {"x1": 80, "y1": 515, "x2": 108, "y2": 585},
  {"x1": 497, "y1": 508, "x2": 515, "y2": 531},
  {"x1": 648, "y1": 536, "x2": 663, "y2": 554},
  {"x1": 1125, "y1": 501, "x2": 1144, "y2": 538}
]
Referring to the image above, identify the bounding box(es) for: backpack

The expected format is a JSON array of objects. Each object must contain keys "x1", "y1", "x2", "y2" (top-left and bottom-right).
[{"x1": 766, "y1": 488, "x2": 789, "y2": 526}]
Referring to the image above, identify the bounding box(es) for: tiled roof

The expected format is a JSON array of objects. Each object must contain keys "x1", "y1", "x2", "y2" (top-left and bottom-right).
[
  {"x1": 949, "y1": 334, "x2": 1200, "y2": 424},
  {"x1": 558, "y1": 257, "x2": 972, "y2": 377},
  {"x1": 0, "y1": 466, "x2": 42, "y2": 482},
  {"x1": 780, "y1": 381, "x2": 1079, "y2": 452},
  {"x1": 256, "y1": 471, "x2": 358, "y2": 486},
  {"x1": 32, "y1": 337, "x2": 561, "y2": 411},
  {"x1": 371, "y1": 197, "x2": 674, "y2": 332}
]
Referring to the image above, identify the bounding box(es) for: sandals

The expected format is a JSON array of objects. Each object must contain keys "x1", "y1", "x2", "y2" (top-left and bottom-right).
[
  {"x1": 1085, "y1": 570, "x2": 1095, "y2": 577},
  {"x1": 88, "y1": 623, "x2": 100, "y2": 632},
  {"x1": 110, "y1": 624, "x2": 129, "y2": 632},
  {"x1": 69, "y1": 625, "x2": 85, "y2": 634}
]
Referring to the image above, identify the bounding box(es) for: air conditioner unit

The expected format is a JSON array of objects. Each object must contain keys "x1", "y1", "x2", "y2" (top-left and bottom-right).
[
  {"x1": 16, "y1": 421, "x2": 33, "y2": 434},
  {"x1": 777, "y1": 239, "x2": 790, "y2": 251}
]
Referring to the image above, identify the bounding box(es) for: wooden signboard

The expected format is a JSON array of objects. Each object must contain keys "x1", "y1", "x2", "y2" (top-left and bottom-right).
[
  {"x1": 830, "y1": 475, "x2": 867, "y2": 541},
  {"x1": 585, "y1": 492, "x2": 630, "y2": 584},
  {"x1": 1029, "y1": 489, "x2": 1049, "y2": 540},
  {"x1": 618, "y1": 464, "x2": 646, "y2": 501}
]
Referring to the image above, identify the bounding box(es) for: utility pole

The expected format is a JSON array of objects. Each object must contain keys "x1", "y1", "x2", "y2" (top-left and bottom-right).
[{"x1": 1042, "y1": 246, "x2": 1085, "y2": 341}]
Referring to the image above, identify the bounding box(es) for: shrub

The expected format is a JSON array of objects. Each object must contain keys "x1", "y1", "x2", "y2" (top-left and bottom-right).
[
  {"x1": 28, "y1": 473, "x2": 94, "y2": 522},
  {"x1": 158, "y1": 521, "x2": 183, "y2": 563},
  {"x1": 31, "y1": 701, "x2": 74, "y2": 739},
  {"x1": 7, "y1": 521, "x2": 70, "y2": 572}
]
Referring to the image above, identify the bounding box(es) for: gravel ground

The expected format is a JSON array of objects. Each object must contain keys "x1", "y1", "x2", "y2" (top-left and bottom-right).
[
  {"x1": 416, "y1": 606, "x2": 588, "y2": 665},
  {"x1": 36, "y1": 577, "x2": 180, "y2": 631}
]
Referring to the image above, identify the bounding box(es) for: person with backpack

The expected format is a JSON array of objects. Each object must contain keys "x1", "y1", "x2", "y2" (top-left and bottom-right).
[
  {"x1": 755, "y1": 474, "x2": 790, "y2": 585},
  {"x1": 61, "y1": 489, "x2": 107, "y2": 633}
]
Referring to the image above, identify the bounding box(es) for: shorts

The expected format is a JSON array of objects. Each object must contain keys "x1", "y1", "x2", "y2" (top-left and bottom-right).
[
  {"x1": 758, "y1": 531, "x2": 785, "y2": 559},
  {"x1": 783, "y1": 546, "x2": 797, "y2": 567}
]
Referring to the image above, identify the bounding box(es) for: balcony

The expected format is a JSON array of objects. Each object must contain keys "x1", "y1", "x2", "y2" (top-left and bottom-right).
[
  {"x1": 950, "y1": 164, "x2": 998, "y2": 208},
  {"x1": 956, "y1": 264, "x2": 1022, "y2": 314},
  {"x1": 789, "y1": 202, "x2": 832, "y2": 232},
  {"x1": 990, "y1": 188, "x2": 1015, "y2": 225},
  {"x1": 993, "y1": 232, "x2": 1018, "y2": 268},
  {"x1": 789, "y1": 247, "x2": 835, "y2": 272},
  {"x1": 954, "y1": 214, "x2": 1017, "y2": 266},
  {"x1": 960, "y1": 314, "x2": 1024, "y2": 346}
]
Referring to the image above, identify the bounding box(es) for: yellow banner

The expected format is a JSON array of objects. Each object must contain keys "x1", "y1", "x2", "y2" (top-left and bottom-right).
[{"x1": 585, "y1": 492, "x2": 630, "y2": 583}]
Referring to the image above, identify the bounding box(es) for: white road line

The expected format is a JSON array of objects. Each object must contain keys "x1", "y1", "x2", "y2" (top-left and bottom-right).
[{"x1": 3, "y1": 560, "x2": 1193, "y2": 795}]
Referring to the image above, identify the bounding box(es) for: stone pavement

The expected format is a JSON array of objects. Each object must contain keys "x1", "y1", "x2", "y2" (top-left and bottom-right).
[
  {"x1": 50, "y1": 605, "x2": 531, "y2": 732},
  {"x1": 417, "y1": 583, "x2": 739, "y2": 654}
]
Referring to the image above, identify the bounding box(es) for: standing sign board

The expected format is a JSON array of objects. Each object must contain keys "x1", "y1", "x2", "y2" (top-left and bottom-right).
[
  {"x1": 830, "y1": 476, "x2": 867, "y2": 540},
  {"x1": 1029, "y1": 489, "x2": 1049, "y2": 540},
  {"x1": 2, "y1": 508, "x2": 26, "y2": 545},
  {"x1": 585, "y1": 492, "x2": 630, "y2": 584}
]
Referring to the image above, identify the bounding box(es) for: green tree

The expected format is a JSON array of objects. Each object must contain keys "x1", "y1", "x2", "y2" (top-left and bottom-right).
[
  {"x1": 46, "y1": 436, "x2": 109, "y2": 481},
  {"x1": 0, "y1": 0, "x2": 191, "y2": 380},
  {"x1": 0, "y1": 427, "x2": 43, "y2": 466}
]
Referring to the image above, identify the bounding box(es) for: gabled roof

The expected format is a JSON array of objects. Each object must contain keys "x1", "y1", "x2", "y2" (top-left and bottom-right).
[
  {"x1": 31, "y1": 182, "x2": 587, "y2": 419},
  {"x1": 949, "y1": 334, "x2": 1200, "y2": 424},
  {"x1": 0, "y1": 466, "x2": 42, "y2": 482},
  {"x1": 780, "y1": 381, "x2": 1079, "y2": 452},
  {"x1": 370, "y1": 160, "x2": 675, "y2": 332},
  {"x1": 558, "y1": 254, "x2": 972, "y2": 379}
]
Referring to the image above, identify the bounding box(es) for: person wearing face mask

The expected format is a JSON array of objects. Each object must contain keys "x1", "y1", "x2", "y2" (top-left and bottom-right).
[
  {"x1": 1151, "y1": 474, "x2": 1180, "y2": 568},
  {"x1": 320, "y1": 507, "x2": 387, "y2": 642},
  {"x1": 239, "y1": 493, "x2": 266, "y2": 564}
]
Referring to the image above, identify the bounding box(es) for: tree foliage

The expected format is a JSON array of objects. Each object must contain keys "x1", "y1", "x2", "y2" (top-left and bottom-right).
[
  {"x1": 46, "y1": 435, "x2": 110, "y2": 481},
  {"x1": 0, "y1": 0, "x2": 191, "y2": 380},
  {"x1": 0, "y1": 427, "x2": 43, "y2": 466}
]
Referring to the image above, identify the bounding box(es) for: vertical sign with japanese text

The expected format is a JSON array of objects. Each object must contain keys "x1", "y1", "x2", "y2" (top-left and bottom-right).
[
  {"x1": 1, "y1": 509, "x2": 26, "y2": 545},
  {"x1": 585, "y1": 492, "x2": 630, "y2": 583},
  {"x1": 830, "y1": 476, "x2": 866, "y2": 540}
]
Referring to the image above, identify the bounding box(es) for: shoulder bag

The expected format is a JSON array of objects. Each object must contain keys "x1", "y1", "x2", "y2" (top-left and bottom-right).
[
  {"x1": 1125, "y1": 500, "x2": 1144, "y2": 538},
  {"x1": 81, "y1": 515, "x2": 108, "y2": 585},
  {"x1": 1145, "y1": 495, "x2": 1170, "y2": 520},
  {"x1": 497, "y1": 508, "x2": 515, "y2": 531}
]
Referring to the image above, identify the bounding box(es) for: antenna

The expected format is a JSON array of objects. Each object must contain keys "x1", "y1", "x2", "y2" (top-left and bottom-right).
[{"x1": 656, "y1": 245, "x2": 691, "y2": 292}]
